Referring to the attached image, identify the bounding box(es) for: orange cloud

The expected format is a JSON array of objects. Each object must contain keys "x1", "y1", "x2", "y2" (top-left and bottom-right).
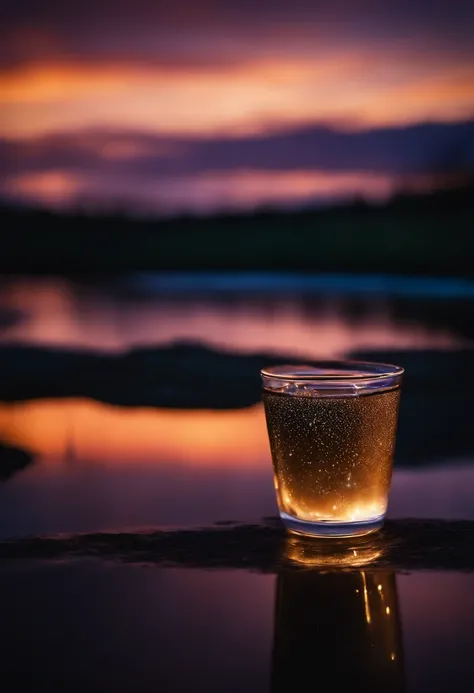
[
  {"x1": 152, "y1": 170, "x2": 396, "y2": 211},
  {"x1": 1, "y1": 51, "x2": 473, "y2": 139},
  {"x1": 0, "y1": 167, "x2": 415, "y2": 214},
  {"x1": 4, "y1": 170, "x2": 82, "y2": 206}
]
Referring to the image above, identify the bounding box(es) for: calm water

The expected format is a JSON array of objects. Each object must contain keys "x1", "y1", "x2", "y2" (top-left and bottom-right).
[
  {"x1": 0, "y1": 273, "x2": 473, "y2": 536},
  {"x1": 0, "y1": 561, "x2": 473, "y2": 692},
  {"x1": 0, "y1": 273, "x2": 473, "y2": 692}
]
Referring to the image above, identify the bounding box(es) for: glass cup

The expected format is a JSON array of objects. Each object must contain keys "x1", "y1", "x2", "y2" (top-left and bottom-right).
[{"x1": 262, "y1": 361, "x2": 403, "y2": 537}]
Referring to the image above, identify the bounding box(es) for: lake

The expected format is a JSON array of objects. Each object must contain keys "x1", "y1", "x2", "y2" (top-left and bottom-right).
[{"x1": 0, "y1": 272, "x2": 473, "y2": 692}]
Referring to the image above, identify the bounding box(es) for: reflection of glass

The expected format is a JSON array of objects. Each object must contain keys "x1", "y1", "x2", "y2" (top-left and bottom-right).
[
  {"x1": 271, "y1": 568, "x2": 406, "y2": 693},
  {"x1": 285, "y1": 532, "x2": 384, "y2": 568},
  {"x1": 262, "y1": 361, "x2": 403, "y2": 537}
]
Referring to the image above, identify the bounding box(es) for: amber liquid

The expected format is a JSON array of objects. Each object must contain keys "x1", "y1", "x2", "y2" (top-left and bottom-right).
[{"x1": 263, "y1": 387, "x2": 400, "y2": 524}]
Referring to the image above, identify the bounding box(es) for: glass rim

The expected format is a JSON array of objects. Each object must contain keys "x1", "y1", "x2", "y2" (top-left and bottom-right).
[{"x1": 261, "y1": 359, "x2": 404, "y2": 382}]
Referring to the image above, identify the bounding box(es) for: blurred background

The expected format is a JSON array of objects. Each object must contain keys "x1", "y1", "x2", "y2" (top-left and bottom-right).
[
  {"x1": 2, "y1": 5, "x2": 474, "y2": 691},
  {"x1": 1, "y1": 1, "x2": 474, "y2": 219},
  {"x1": 0, "y1": 0, "x2": 474, "y2": 536}
]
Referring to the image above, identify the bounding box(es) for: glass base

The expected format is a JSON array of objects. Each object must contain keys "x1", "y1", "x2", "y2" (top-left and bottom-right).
[{"x1": 280, "y1": 511, "x2": 385, "y2": 538}]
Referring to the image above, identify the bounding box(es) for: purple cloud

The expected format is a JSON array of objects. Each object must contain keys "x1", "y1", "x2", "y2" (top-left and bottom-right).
[
  {"x1": 1, "y1": 120, "x2": 473, "y2": 181},
  {"x1": 1, "y1": 1, "x2": 474, "y2": 69}
]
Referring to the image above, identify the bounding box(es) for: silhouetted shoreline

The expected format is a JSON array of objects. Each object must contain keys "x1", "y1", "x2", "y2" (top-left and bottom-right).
[
  {"x1": 1, "y1": 185, "x2": 473, "y2": 274},
  {"x1": 0, "y1": 442, "x2": 34, "y2": 481},
  {"x1": 0, "y1": 343, "x2": 473, "y2": 470}
]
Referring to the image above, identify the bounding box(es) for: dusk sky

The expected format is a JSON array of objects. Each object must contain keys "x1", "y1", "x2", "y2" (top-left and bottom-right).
[{"x1": 1, "y1": 1, "x2": 474, "y2": 214}]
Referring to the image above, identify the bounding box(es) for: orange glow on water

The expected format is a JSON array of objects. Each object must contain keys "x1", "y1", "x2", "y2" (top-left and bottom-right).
[{"x1": 0, "y1": 399, "x2": 270, "y2": 469}]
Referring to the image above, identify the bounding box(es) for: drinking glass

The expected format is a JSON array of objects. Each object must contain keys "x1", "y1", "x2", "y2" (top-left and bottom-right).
[{"x1": 262, "y1": 361, "x2": 403, "y2": 537}]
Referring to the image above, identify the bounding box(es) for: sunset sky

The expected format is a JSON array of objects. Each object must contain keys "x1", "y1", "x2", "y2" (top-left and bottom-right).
[{"x1": 1, "y1": 1, "x2": 474, "y2": 214}]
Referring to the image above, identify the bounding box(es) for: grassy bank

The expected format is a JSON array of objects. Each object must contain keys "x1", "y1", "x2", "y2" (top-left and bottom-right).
[{"x1": 1, "y1": 186, "x2": 473, "y2": 275}]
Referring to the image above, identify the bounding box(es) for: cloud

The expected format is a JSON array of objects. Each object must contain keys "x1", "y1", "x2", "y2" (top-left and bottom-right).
[
  {"x1": 1, "y1": 2, "x2": 473, "y2": 139},
  {"x1": 2, "y1": 56, "x2": 474, "y2": 140},
  {"x1": 1, "y1": 1, "x2": 474, "y2": 70},
  {"x1": 1, "y1": 119, "x2": 473, "y2": 213},
  {"x1": 2, "y1": 119, "x2": 473, "y2": 179},
  {"x1": 1, "y1": 2, "x2": 473, "y2": 213}
]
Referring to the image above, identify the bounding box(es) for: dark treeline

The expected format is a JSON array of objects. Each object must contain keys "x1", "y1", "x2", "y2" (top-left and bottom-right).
[{"x1": 1, "y1": 184, "x2": 473, "y2": 275}]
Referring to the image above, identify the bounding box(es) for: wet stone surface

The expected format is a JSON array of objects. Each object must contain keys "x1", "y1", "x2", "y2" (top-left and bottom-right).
[{"x1": 1, "y1": 518, "x2": 473, "y2": 572}]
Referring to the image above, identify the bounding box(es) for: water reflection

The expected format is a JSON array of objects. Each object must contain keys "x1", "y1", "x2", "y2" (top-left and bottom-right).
[
  {"x1": 0, "y1": 399, "x2": 268, "y2": 468},
  {"x1": 1, "y1": 396, "x2": 474, "y2": 538},
  {"x1": 0, "y1": 561, "x2": 276, "y2": 693},
  {"x1": 285, "y1": 533, "x2": 384, "y2": 568},
  {"x1": 272, "y1": 568, "x2": 405, "y2": 693},
  {"x1": 0, "y1": 559, "x2": 473, "y2": 693},
  {"x1": 0, "y1": 276, "x2": 468, "y2": 356},
  {"x1": 1, "y1": 274, "x2": 474, "y2": 536}
]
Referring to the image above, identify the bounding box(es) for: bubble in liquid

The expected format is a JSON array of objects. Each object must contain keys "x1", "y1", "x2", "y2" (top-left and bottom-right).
[{"x1": 263, "y1": 387, "x2": 401, "y2": 524}]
